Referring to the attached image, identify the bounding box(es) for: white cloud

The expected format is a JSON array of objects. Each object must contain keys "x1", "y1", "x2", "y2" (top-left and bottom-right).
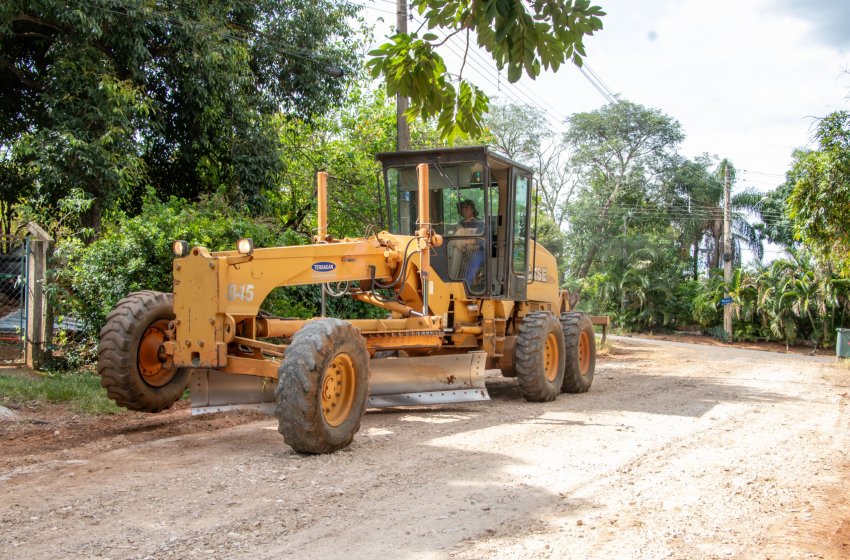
[
  {"x1": 366, "y1": 0, "x2": 849, "y2": 185},
  {"x1": 530, "y1": 0, "x2": 850, "y2": 182}
]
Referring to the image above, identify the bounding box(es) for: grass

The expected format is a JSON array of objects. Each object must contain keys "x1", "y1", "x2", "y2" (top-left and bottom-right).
[{"x1": 0, "y1": 369, "x2": 123, "y2": 415}]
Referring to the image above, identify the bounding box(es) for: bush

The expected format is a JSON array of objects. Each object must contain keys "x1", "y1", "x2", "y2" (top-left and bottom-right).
[
  {"x1": 51, "y1": 193, "x2": 312, "y2": 338},
  {"x1": 670, "y1": 279, "x2": 700, "y2": 328},
  {"x1": 692, "y1": 273, "x2": 724, "y2": 328}
]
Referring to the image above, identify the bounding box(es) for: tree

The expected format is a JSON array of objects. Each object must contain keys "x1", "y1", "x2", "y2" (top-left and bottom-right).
[
  {"x1": 662, "y1": 155, "x2": 720, "y2": 278},
  {"x1": 367, "y1": 0, "x2": 605, "y2": 142},
  {"x1": 0, "y1": 145, "x2": 33, "y2": 237},
  {"x1": 1, "y1": 0, "x2": 363, "y2": 229},
  {"x1": 579, "y1": 232, "x2": 686, "y2": 330},
  {"x1": 484, "y1": 100, "x2": 577, "y2": 228},
  {"x1": 484, "y1": 101, "x2": 550, "y2": 161},
  {"x1": 663, "y1": 156, "x2": 764, "y2": 277},
  {"x1": 753, "y1": 180, "x2": 795, "y2": 248},
  {"x1": 787, "y1": 110, "x2": 850, "y2": 275},
  {"x1": 563, "y1": 100, "x2": 684, "y2": 280}
]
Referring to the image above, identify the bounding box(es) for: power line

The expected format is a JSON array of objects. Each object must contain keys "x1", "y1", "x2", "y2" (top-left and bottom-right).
[
  {"x1": 583, "y1": 63, "x2": 617, "y2": 100},
  {"x1": 577, "y1": 65, "x2": 616, "y2": 104},
  {"x1": 738, "y1": 169, "x2": 786, "y2": 178},
  {"x1": 360, "y1": 5, "x2": 398, "y2": 17},
  {"x1": 424, "y1": 23, "x2": 569, "y2": 134}
]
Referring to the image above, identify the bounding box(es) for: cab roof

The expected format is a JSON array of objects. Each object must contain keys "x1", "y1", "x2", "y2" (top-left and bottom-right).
[{"x1": 374, "y1": 146, "x2": 533, "y2": 175}]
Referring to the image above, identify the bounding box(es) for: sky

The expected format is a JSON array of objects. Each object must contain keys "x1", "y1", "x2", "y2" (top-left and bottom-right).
[{"x1": 362, "y1": 0, "x2": 850, "y2": 194}]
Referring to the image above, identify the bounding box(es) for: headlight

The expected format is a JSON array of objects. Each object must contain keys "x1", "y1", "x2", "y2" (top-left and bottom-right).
[
  {"x1": 171, "y1": 240, "x2": 188, "y2": 257},
  {"x1": 237, "y1": 238, "x2": 254, "y2": 255}
]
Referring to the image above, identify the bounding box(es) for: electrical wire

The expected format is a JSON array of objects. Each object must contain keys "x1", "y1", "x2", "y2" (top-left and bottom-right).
[
  {"x1": 426, "y1": 24, "x2": 569, "y2": 134},
  {"x1": 577, "y1": 66, "x2": 616, "y2": 104}
]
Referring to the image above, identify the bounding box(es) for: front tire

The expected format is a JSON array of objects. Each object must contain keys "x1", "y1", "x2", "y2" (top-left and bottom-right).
[
  {"x1": 514, "y1": 312, "x2": 565, "y2": 402},
  {"x1": 97, "y1": 291, "x2": 189, "y2": 412},
  {"x1": 275, "y1": 319, "x2": 370, "y2": 454},
  {"x1": 561, "y1": 312, "x2": 596, "y2": 393}
]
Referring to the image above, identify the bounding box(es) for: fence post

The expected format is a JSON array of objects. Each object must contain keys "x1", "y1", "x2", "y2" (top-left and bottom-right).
[{"x1": 25, "y1": 222, "x2": 53, "y2": 370}]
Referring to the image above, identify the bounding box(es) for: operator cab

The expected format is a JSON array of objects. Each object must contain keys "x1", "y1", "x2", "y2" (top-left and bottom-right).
[{"x1": 376, "y1": 146, "x2": 532, "y2": 301}]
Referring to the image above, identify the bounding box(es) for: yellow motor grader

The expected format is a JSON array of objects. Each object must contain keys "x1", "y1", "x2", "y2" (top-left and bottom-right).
[{"x1": 97, "y1": 147, "x2": 596, "y2": 454}]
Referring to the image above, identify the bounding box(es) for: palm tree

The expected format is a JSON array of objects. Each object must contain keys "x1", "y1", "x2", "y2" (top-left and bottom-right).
[
  {"x1": 597, "y1": 235, "x2": 679, "y2": 330},
  {"x1": 665, "y1": 157, "x2": 764, "y2": 277}
]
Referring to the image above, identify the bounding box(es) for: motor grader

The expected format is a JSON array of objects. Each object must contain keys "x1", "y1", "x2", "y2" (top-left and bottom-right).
[{"x1": 97, "y1": 146, "x2": 596, "y2": 454}]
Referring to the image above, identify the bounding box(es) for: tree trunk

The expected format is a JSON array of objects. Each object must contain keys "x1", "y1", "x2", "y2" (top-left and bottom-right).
[
  {"x1": 80, "y1": 202, "x2": 102, "y2": 243},
  {"x1": 576, "y1": 244, "x2": 600, "y2": 280}
]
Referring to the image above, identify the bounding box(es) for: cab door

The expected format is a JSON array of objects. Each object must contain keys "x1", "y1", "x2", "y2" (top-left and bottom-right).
[{"x1": 505, "y1": 169, "x2": 531, "y2": 301}]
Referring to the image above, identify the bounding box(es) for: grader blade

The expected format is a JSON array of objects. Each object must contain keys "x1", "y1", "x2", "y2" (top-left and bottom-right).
[
  {"x1": 190, "y1": 370, "x2": 277, "y2": 415},
  {"x1": 189, "y1": 351, "x2": 490, "y2": 415},
  {"x1": 366, "y1": 351, "x2": 489, "y2": 408}
]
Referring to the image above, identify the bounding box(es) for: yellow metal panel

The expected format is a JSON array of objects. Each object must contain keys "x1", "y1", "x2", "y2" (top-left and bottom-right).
[
  {"x1": 526, "y1": 241, "x2": 560, "y2": 309},
  {"x1": 222, "y1": 355, "x2": 281, "y2": 379},
  {"x1": 172, "y1": 248, "x2": 223, "y2": 367},
  {"x1": 214, "y1": 240, "x2": 394, "y2": 315}
]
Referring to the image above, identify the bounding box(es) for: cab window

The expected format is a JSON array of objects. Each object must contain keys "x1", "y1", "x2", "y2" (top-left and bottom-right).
[{"x1": 513, "y1": 174, "x2": 529, "y2": 274}]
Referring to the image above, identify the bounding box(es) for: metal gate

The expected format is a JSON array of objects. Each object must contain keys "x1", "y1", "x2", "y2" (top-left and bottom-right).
[{"x1": 0, "y1": 235, "x2": 26, "y2": 364}]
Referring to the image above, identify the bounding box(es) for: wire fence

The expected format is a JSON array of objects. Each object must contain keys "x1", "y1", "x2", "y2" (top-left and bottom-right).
[
  {"x1": 0, "y1": 235, "x2": 26, "y2": 364},
  {"x1": 46, "y1": 296, "x2": 91, "y2": 370}
]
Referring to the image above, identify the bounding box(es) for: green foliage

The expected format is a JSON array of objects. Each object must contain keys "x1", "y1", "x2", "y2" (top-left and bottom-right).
[
  {"x1": 691, "y1": 273, "x2": 723, "y2": 327},
  {"x1": 576, "y1": 233, "x2": 689, "y2": 330},
  {"x1": 484, "y1": 100, "x2": 575, "y2": 229},
  {"x1": 367, "y1": 32, "x2": 489, "y2": 143},
  {"x1": 670, "y1": 279, "x2": 700, "y2": 327},
  {"x1": 0, "y1": 145, "x2": 35, "y2": 236},
  {"x1": 754, "y1": 180, "x2": 796, "y2": 248},
  {"x1": 661, "y1": 156, "x2": 765, "y2": 277},
  {"x1": 1, "y1": 0, "x2": 364, "y2": 227},
  {"x1": 51, "y1": 193, "x2": 305, "y2": 336},
  {"x1": 788, "y1": 111, "x2": 850, "y2": 275},
  {"x1": 0, "y1": 371, "x2": 123, "y2": 414},
  {"x1": 581, "y1": 247, "x2": 850, "y2": 348},
  {"x1": 562, "y1": 100, "x2": 685, "y2": 280},
  {"x1": 16, "y1": 187, "x2": 96, "y2": 240},
  {"x1": 534, "y1": 214, "x2": 567, "y2": 278},
  {"x1": 368, "y1": 0, "x2": 605, "y2": 141},
  {"x1": 269, "y1": 85, "x2": 457, "y2": 238},
  {"x1": 704, "y1": 251, "x2": 849, "y2": 346}
]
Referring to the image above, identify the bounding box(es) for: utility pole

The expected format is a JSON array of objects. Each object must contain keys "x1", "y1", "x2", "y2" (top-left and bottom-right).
[
  {"x1": 723, "y1": 161, "x2": 733, "y2": 342},
  {"x1": 396, "y1": 0, "x2": 410, "y2": 151}
]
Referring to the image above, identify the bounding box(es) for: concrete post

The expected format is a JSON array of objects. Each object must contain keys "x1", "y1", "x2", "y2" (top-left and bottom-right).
[{"x1": 25, "y1": 222, "x2": 53, "y2": 370}]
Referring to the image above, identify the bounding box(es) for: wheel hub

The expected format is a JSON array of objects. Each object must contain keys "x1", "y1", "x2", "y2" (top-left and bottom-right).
[
  {"x1": 321, "y1": 353, "x2": 356, "y2": 427},
  {"x1": 544, "y1": 332, "x2": 559, "y2": 382},
  {"x1": 138, "y1": 319, "x2": 177, "y2": 387},
  {"x1": 578, "y1": 331, "x2": 590, "y2": 375}
]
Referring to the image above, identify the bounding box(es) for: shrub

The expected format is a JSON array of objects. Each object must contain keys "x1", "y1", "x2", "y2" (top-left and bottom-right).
[{"x1": 52, "y1": 193, "x2": 310, "y2": 338}]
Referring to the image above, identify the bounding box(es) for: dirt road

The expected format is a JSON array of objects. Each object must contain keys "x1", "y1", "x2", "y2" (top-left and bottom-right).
[{"x1": 2, "y1": 338, "x2": 849, "y2": 559}]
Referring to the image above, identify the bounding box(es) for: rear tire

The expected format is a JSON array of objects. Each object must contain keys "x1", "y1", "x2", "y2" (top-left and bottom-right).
[
  {"x1": 276, "y1": 319, "x2": 369, "y2": 454},
  {"x1": 98, "y1": 291, "x2": 189, "y2": 412},
  {"x1": 514, "y1": 312, "x2": 565, "y2": 402},
  {"x1": 561, "y1": 312, "x2": 596, "y2": 393}
]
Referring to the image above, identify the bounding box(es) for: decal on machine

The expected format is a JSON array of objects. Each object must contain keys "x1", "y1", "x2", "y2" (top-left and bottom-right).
[
  {"x1": 227, "y1": 283, "x2": 255, "y2": 302},
  {"x1": 532, "y1": 266, "x2": 548, "y2": 282},
  {"x1": 311, "y1": 261, "x2": 337, "y2": 274}
]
